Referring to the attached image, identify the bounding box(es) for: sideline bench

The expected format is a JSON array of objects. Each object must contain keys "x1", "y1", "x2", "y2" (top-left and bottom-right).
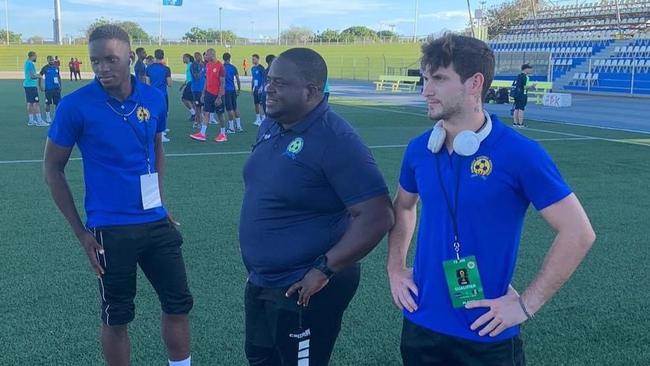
[
  {"x1": 373, "y1": 75, "x2": 421, "y2": 92},
  {"x1": 490, "y1": 80, "x2": 553, "y2": 104}
]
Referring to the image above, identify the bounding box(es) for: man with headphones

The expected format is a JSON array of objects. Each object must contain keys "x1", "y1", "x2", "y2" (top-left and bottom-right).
[{"x1": 387, "y1": 34, "x2": 595, "y2": 365}]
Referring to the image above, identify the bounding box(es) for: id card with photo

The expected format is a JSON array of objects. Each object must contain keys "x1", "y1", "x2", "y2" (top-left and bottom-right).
[{"x1": 442, "y1": 256, "x2": 485, "y2": 308}]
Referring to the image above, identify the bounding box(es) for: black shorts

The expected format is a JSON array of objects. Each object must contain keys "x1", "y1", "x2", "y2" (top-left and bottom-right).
[
  {"x1": 253, "y1": 89, "x2": 263, "y2": 105},
  {"x1": 45, "y1": 89, "x2": 61, "y2": 105},
  {"x1": 514, "y1": 94, "x2": 528, "y2": 110},
  {"x1": 24, "y1": 87, "x2": 39, "y2": 103},
  {"x1": 90, "y1": 219, "x2": 193, "y2": 326},
  {"x1": 182, "y1": 84, "x2": 193, "y2": 101},
  {"x1": 203, "y1": 92, "x2": 224, "y2": 114},
  {"x1": 192, "y1": 91, "x2": 203, "y2": 107},
  {"x1": 224, "y1": 91, "x2": 238, "y2": 111},
  {"x1": 400, "y1": 318, "x2": 526, "y2": 366},
  {"x1": 245, "y1": 264, "x2": 360, "y2": 366}
]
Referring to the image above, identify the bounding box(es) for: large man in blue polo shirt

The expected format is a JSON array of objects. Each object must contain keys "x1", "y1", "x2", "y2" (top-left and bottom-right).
[
  {"x1": 240, "y1": 48, "x2": 394, "y2": 366},
  {"x1": 43, "y1": 25, "x2": 193, "y2": 366},
  {"x1": 387, "y1": 34, "x2": 595, "y2": 365}
]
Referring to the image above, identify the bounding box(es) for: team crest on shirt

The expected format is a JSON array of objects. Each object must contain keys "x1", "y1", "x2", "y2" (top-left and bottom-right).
[
  {"x1": 471, "y1": 156, "x2": 492, "y2": 179},
  {"x1": 284, "y1": 137, "x2": 304, "y2": 160},
  {"x1": 136, "y1": 106, "x2": 151, "y2": 123}
]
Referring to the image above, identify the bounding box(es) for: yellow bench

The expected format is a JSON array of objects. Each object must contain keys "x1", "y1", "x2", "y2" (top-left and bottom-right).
[
  {"x1": 490, "y1": 80, "x2": 553, "y2": 105},
  {"x1": 373, "y1": 75, "x2": 421, "y2": 92}
]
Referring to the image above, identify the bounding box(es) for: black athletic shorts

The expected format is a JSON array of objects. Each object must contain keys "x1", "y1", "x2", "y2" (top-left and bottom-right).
[
  {"x1": 224, "y1": 91, "x2": 238, "y2": 111},
  {"x1": 192, "y1": 92, "x2": 203, "y2": 107},
  {"x1": 400, "y1": 318, "x2": 526, "y2": 366},
  {"x1": 203, "y1": 92, "x2": 224, "y2": 114},
  {"x1": 253, "y1": 89, "x2": 263, "y2": 105},
  {"x1": 182, "y1": 84, "x2": 193, "y2": 101},
  {"x1": 514, "y1": 94, "x2": 528, "y2": 110},
  {"x1": 245, "y1": 264, "x2": 360, "y2": 366},
  {"x1": 90, "y1": 218, "x2": 193, "y2": 326},
  {"x1": 45, "y1": 89, "x2": 61, "y2": 106},
  {"x1": 24, "y1": 87, "x2": 39, "y2": 103}
]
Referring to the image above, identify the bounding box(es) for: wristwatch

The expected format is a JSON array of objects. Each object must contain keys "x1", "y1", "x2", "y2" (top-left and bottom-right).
[{"x1": 313, "y1": 255, "x2": 335, "y2": 279}]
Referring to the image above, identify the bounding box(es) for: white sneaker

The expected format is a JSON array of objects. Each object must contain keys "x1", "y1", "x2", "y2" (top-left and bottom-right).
[
  {"x1": 253, "y1": 120, "x2": 262, "y2": 126},
  {"x1": 36, "y1": 121, "x2": 50, "y2": 127},
  {"x1": 226, "y1": 128, "x2": 236, "y2": 134},
  {"x1": 209, "y1": 120, "x2": 218, "y2": 125},
  {"x1": 236, "y1": 126, "x2": 244, "y2": 133},
  {"x1": 28, "y1": 120, "x2": 37, "y2": 126},
  {"x1": 162, "y1": 135, "x2": 170, "y2": 143}
]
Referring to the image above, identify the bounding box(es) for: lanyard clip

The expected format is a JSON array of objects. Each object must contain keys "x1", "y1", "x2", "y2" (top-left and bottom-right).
[
  {"x1": 146, "y1": 159, "x2": 152, "y2": 175},
  {"x1": 453, "y1": 236, "x2": 461, "y2": 260}
]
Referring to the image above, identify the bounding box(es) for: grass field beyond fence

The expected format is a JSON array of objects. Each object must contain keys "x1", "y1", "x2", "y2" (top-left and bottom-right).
[
  {"x1": 0, "y1": 43, "x2": 421, "y2": 81},
  {"x1": 0, "y1": 80, "x2": 649, "y2": 365}
]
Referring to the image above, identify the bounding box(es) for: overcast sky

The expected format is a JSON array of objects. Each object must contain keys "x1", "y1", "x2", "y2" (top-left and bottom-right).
[{"x1": 8, "y1": 0, "x2": 505, "y2": 40}]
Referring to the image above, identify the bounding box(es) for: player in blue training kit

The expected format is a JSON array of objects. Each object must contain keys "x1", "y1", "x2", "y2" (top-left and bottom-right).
[
  {"x1": 39, "y1": 55, "x2": 62, "y2": 123},
  {"x1": 222, "y1": 52, "x2": 243, "y2": 133},
  {"x1": 146, "y1": 49, "x2": 172, "y2": 142},
  {"x1": 387, "y1": 34, "x2": 595, "y2": 366},
  {"x1": 23, "y1": 51, "x2": 46, "y2": 126},
  {"x1": 250, "y1": 54, "x2": 265, "y2": 126}
]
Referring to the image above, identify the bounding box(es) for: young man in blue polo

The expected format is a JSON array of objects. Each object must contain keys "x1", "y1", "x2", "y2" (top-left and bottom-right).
[
  {"x1": 134, "y1": 47, "x2": 147, "y2": 83},
  {"x1": 387, "y1": 34, "x2": 596, "y2": 365},
  {"x1": 240, "y1": 48, "x2": 394, "y2": 366},
  {"x1": 43, "y1": 25, "x2": 193, "y2": 366},
  {"x1": 223, "y1": 52, "x2": 243, "y2": 133},
  {"x1": 250, "y1": 54, "x2": 265, "y2": 126},
  {"x1": 146, "y1": 49, "x2": 172, "y2": 142},
  {"x1": 39, "y1": 55, "x2": 62, "y2": 123},
  {"x1": 23, "y1": 51, "x2": 46, "y2": 126}
]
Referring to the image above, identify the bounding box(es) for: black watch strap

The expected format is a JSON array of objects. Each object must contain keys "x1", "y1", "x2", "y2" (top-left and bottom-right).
[{"x1": 313, "y1": 255, "x2": 335, "y2": 279}]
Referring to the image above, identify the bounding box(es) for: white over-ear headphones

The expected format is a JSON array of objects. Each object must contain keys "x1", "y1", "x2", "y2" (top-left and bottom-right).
[{"x1": 427, "y1": 111, "x2": 493, "y2": 156}]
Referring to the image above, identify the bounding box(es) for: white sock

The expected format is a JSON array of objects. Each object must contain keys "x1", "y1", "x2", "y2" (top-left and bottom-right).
[
  {"x1": 169, "y1": 356, "x2": 191, "y2": 366},
  {"x1": 28, "y1": 114, "x2": 34, "y2": 122},
  {"x1": 255, "y1": 114, "x2": 260, "y2": 122},
  {"x1": 36, "y1": 114, "x2": 44, "y2": 122},
  {"x1": 210, "y1": 113, "x2": 216, "y2": 122},
  {"x1": 46, "y1": 112, "x2": 52, "y2": 120},
  {"x1": 200, "y1": 125, "x2": 207, "y2": 135},
  {"x1": 228, "y1": 120, "x2": 234, "y2": 130},
  {"x1": 220, "y1": 127, "x2": 226, "y2": 135},
  {"x1": 190, "y1": 108, "x2": 195, "y2": 116},
  {"x1": 236, "y1": 118, "x2": 241, "y2": 128}
]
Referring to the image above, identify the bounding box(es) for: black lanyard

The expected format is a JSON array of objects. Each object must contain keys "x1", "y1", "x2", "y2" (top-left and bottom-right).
[
  {"x1": 435, "y1": 153, "x2": 462, "y2": 260},
  {"x1": 107, "y1": 100, "x2": 151, "y2": 173}
]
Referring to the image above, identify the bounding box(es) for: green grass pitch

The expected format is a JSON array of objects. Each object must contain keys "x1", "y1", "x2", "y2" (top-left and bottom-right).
[{"x1": 0, "y1": 79, "x2": 649, "y2": 365}]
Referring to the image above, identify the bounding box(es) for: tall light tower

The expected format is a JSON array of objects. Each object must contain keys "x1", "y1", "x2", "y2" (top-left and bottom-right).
[{"x1": 53, "y1": 0, "x2": 62, "y2": 44}]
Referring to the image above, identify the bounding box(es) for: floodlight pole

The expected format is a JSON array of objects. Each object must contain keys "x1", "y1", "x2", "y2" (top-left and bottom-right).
[
  {"x1": 219, "y1": 7, "x2": 223, "y2": 46},
  {"x1": 277, "y1": 0, "x2": 280, "y2": 46},
  {"x1": 466, "y1": 0, "x2": 475, "y2": 38},
  {"x1": 413, "y1": 0, "x2": 419, "y2": 43},
  {"x1": 4, "y1": 0, "x2": 9, "y2": 45},
  {"x1": 158, "y1": 1, "x2": 162, "y2": 46}
]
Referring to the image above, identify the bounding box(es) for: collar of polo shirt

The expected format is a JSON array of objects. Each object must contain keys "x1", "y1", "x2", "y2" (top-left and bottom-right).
[
  {"x1": 278, "y1": 98, "x2": 330, "y2": 134},
  {"x1": 90, "y1": 75, "x2": 143, "y2": 103}
]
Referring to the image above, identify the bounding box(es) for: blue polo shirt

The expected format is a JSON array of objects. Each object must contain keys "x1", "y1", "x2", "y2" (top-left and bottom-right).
[
  {"x1": 240, "y1": 100, "x2": 388, "y2": 288},
  {"x1": 251, "y1": 64, "x2": 265, "y2": 91},
  {"x1": 48, "y1": 76, "x2": 168, "y2": 228},
  {"x1": 399, "y1": 115, "x2": 571, "y2": 343},
  {"x1": 190, "y1": 62, "x2": 205, "y2": 93},
  {"x1": 40, "y1": 64, "x2": 61, "y2": 90},
  {"x1": 145, "y1": 62, "x2": 171, "y2": 95},
  {"x1": 224, "y1": 63, "x2": 238, "y2": 92}
]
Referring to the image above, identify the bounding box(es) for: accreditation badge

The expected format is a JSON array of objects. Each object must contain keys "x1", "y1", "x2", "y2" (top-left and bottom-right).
[
  {"x1": 140, "y1": 173, "x2": 162, "y2": 210},
  {"x1": 442, "y1": 256, "x2": 485, "y2": 308}
]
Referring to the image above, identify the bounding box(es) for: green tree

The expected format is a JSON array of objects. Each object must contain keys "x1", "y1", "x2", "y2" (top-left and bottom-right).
[
  {"x1": 376, "y1": 30, "x2": 398, "y2": 39},
  {"x1": 281, "y1": 26, "x2": 314, "y2": 43},
  {"x1": 0, "y1": 29, "x2": 22, "y2": 43},
  {"x1": 182, "y1": 27, "x2": 238, "y2": 43},
  {"x1": 85, "y1": 18, "x2": 152, "y2": 42},
  {"x1": 27, "y1": 35, "x2": 45, "y2": 44},
  {"x1": 484, "y1": 0, "x2": 547, "y2": 38},
  {"x1": 317, "y1": 29, "x2": 340, "y2": 42},
  {"x1": 340, "y1": 26, "x2": 378, "y2": 40}
]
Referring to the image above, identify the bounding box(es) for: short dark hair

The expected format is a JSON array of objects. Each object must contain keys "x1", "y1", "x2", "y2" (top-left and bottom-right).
[
  {"x1": 89, "y1": 24, "x2": 130, "y2": 46},
  {"x1": 265, "y1": 54, "x2": 276, "y2": 64},
  {"x1": 27, "y1": 51, "x2": 36, "y2": 57},
  {"x1": 277, "y1": 48, "x2": 327, "y2": 89},
  {"x1": 252, "y1": 54, "x2": 259, "y2": 59},
  {"x1": 135, "y1": 47, "x2": 145, "y2": 54},
  {"x1": 183, "y1": 53, "x2": 194, "y2": 63},
  {"x1": 154, "y1": 49, "x2": 164, "y2": 60},
  {"x1": 145, "y1": 55, "x2": 154, "y2": 61},
  {"x1": 421, "y1": 33, "x2": 495, "y2": 100},
  {"x1": 223, "y1": 52, "x2": 231, "y2": 61},
  {"x1": 521, "y1": 63, "x2": 532, "y2": 71}
]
